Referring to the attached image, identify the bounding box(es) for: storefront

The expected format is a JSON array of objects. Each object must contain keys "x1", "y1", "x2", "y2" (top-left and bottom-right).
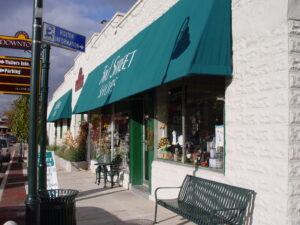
[
  {"x1": 155, "y1": 75, "x2": 225, "y2": 168},
  {"x1": 72, "y1": 0, "x2": 231, "y2": 192},
  {"x1": 47, "y1": 0, "x2": 300, "y2": 224},
  {"x1": 48, "y1": 89, "x2": 72, "y2": 146}
]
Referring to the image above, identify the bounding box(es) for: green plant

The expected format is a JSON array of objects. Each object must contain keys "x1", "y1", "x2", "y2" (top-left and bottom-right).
[
  {"x1": 67, "y1": 147, "x2": 86, "y2": 162},
  {"x1": 47, "y1": 145, "x2": 59, "y2": 151},
  {"x1": 55, "y1": 121, "x2": 89, "y2": 162},
  {"x1": 55, "y1": 146, "x2": 85, "y2": 162}
]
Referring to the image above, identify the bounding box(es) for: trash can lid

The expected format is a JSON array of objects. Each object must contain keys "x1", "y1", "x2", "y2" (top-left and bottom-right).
[{"x1": 39, "y1": 189, "x2": 79, "y2": 202}]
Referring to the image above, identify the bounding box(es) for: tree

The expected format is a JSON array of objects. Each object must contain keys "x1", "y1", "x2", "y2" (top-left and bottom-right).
[
  {"x1": 3, "y1": 109, "x2": 15, "y2": 129},
  {"x1": 9, "y1": 96, "x2": 30, "y2": 142}
]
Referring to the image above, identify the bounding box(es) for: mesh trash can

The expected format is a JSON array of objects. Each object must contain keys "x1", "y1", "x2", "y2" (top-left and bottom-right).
[{"x1": 39, "y1": 189, "x2": 79, "y2": 225}]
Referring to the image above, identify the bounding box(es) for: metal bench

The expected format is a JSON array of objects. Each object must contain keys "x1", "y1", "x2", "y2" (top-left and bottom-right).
[{"x1": 154, "y1": 175, "x2": 256, "y2": 225}]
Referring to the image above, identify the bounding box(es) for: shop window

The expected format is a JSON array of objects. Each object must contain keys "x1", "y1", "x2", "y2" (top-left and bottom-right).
[
  {"x1": 54, "y1": 121, "x2": 57, "y2": 138},
  {"x1": 157, "y1": 76, "x2": 225, "y2": 170},
  {"x1": 67, "y1": 118, "x2": 71, "y2": 130},
  {"x1": 99, "y1": 114, "x2": 112, "y2": 159},
  {"x1": 113, "y1": 112, "x2": 130, "y2": 170},
  {"x1": 90, "y1": 114, "x2": 101, "y2": 160},
  {"x1": 89, "y1": 104, "x2": 130, "y2": 170},
  {"x1": 60, "y1": 119, "x2": 63, "y2": 139}
]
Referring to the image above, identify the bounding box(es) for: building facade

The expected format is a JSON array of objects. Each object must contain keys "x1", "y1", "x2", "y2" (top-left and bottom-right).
[{"x1": 47, "y1": 0, "x2": 300, "y2": 224}]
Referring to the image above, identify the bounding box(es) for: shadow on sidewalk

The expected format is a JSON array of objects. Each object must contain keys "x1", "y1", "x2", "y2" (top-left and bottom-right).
[
  {"x1": 77, "y1": 187, "x2": 108, "y2": 197},
  {"x1": 77, "y1": 189, "x2": 125, "y2": 202},
  {"x1": 77, "y1": 206, "x2": 154, "y2": 225},
  {"x1": 0, "y1": 205, "x2": 25, "y2": 225}
]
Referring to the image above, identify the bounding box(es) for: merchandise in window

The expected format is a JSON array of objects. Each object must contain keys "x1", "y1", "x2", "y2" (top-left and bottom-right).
[
  {"x1": 113, "y1": 113, "x2": 130, "y2": 170},
  {"x1": 157, "y1": 76, "x2": 225, "y2": 170}
]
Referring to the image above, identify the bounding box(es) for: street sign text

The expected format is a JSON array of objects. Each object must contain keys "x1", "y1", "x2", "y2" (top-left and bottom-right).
[
  {"x1": 0, "y1": 31, "x2": 32, "y2": 50},
  {"x1": 42, "y1": 22, "x2": 86, "y2": 52}
]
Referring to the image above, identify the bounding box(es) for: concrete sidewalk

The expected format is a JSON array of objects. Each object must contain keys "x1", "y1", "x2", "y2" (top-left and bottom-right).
[
  {"x1": 0, "y1": 149, "x2": 195, "y2": 225},
  {"x1": 57, "y1": 168, "x2": 195, "y2": 225}
]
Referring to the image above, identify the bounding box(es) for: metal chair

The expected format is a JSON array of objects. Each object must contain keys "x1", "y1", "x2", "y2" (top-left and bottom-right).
[{"x1": 106, "y1": 155, "x2": 122, "y2": 188}]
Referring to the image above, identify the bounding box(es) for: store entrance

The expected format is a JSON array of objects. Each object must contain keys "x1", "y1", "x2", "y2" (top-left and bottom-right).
[
  {"x1": 143, "y1": 92, "x2": 155, "y2": 192},
  {"x1": 129, "y1": 92, "x2": 154, "y2": 193},
  {"x1": 143, "y1": 117, "x2": 154, "y2": 187}
]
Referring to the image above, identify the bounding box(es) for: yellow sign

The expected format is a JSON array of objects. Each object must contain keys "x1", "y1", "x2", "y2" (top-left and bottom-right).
[{"x1": 0, "y1": 31, "x2": 32, "y2": 50}]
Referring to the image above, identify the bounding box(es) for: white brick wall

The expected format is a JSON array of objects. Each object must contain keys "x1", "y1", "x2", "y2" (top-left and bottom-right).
[
  {"x1": 153, "y1": 0, "x2": 290, "y2": 224},
  {"x1": 289, "y1": 19, "x2": 300, "y2": 225}
]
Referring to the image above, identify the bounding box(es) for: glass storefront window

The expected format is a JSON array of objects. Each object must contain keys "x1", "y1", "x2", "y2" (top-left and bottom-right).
[
  {"x1": 166, "y1": 87, "x2": 183, "y2": 161},
  {"x1": 89, "y1": 105, "x2": 130, "y2": 170},
  {"x1": 60, "y1": 119, "x2": 63, "y2": 138},
  {"x1": 157, "y1": 76, "x2": 225, "y2": 170},
  {"x1": 99, "y1": 114, "x2": 112, "y2": 159},
  {"x1": 90, "y1": 114, "x2": 101, "y2": 160},
  {"x1": 54, "y1": 121, "x2": 57, "y2": 138},
  {"x1": 113, "y1": 113, "x2": 130, "y2": 170}
]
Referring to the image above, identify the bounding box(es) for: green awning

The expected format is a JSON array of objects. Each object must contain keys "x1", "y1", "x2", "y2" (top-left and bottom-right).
[
  {"x1": 48, "y1": 89, "x2": 72, "y2": 122},
  {"x1": 73, "y1": 0, "x2": 232, "y2": 114}
]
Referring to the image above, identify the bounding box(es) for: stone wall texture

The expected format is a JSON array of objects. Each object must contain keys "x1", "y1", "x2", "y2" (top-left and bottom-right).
[{"x1": 289, "y1": 19, "x2": 300, "y2": 225}]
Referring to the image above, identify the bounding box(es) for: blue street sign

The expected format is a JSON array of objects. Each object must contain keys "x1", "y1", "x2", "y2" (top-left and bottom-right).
[{"x1": 42, "y1": 22, "x2": 86, "y2": 52}]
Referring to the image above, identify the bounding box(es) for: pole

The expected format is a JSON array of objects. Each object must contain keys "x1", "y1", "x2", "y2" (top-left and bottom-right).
[
  {"x1": 38, "y1": 44, "x2": 50, "y2": 190},
  {"x1": 25, "y1": 0, "x2": 43, "y2": 224},
  {"x1": 18, "y1": 140, "x2": 23, "y2": 162}
]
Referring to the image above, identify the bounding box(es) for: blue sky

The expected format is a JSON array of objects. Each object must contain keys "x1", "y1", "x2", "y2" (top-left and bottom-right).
[{"x1": 0, "y1": 0, "x2": 137, "y2": 115}]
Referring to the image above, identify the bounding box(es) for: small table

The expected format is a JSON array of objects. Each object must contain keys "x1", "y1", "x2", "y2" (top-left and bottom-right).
[{"x1": 95, "y1": 162, "x2": 112, "y2": 188}]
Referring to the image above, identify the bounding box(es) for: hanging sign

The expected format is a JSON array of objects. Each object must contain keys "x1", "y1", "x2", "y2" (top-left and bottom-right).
[
  {"x1": 0, "y1": 84, "x2": 30, "y2": 95},
  {"x1": 0, "y1": 56, "x2": 31, "y2": 94},
  {"x1": 42, "y1": 22, "x2": 86, "y2": 52},
  {"x1": 0, "y1": 31, "x2": 32, "y2": 50},
  {"x1": 0, "y1": 56, "x2": 31, "y2": 67}
]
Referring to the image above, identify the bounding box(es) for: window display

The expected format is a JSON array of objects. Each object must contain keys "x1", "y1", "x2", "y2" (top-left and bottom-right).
[
  {"x1": 157, "y1": 76, "x2": 225, "y2": 170},
  {"x1": 113, "y1": 113, "x2": 130, "y2": 170},
  {"x1": 89, "y1": 110, "x2": 130, "y2": 170}
]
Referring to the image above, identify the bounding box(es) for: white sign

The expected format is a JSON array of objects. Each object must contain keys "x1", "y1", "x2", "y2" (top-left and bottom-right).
[
  {"x1": 215, "y1": 125, "x2": 224, "y2": 148},
  {"x1": 46, "y1": 151, "x2": 58, "y2": 189},
  {"x1": 38, "y1": 151, "x2": 59, "y2": 189}
]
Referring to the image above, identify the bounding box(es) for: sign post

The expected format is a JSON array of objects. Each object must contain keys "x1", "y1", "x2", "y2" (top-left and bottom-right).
[
  {"x1": 25, "y1": 0, "x2": 43, "y2": 224},
  {"x1": 38, "y1": 44, "x2": 50, "y2": 191},
  {"x1": 38, "y1": 22, "x2": 86, "y2": 192}
]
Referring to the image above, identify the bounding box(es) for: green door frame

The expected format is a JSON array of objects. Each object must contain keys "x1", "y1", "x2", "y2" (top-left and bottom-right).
[
  {"x1": 130, "y1": 100, "x2": 143, "y2": 185},
  {"x1": 145, "y1": 118, "x2": 154, "y2": 192},
  {"x1": 129, "y1": 93, "x2": 155, "y2": 193}
]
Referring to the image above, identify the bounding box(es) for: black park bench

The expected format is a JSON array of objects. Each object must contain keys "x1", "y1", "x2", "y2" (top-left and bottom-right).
[{"x1": 154, "y1": 175, "x2": 256, "y2": 225}]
